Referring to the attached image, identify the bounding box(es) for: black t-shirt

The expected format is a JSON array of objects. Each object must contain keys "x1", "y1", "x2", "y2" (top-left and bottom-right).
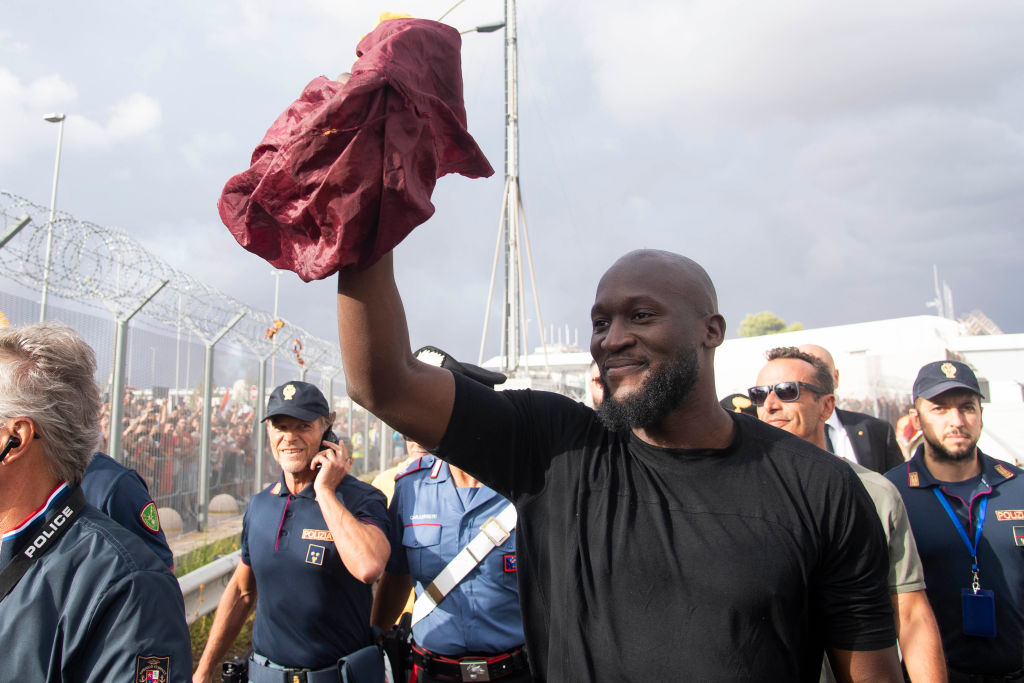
[{"x1": 436, "y1": 373, "x2": 895, "y2": 682}]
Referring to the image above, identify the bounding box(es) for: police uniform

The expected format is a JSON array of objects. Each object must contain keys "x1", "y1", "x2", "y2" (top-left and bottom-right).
[
  {"x1": 887, "y1": 448, "x2": 1024, "y2": 679},
  {"x1": 81, "y1": 450, "x2": 174, "y2": 569},
  {"x1": 243, "y1": 471, "x2": 389, "y2": 670},
  {"x1": 0, "y1": 482, "x2": 191, "y2": 681},
  {"x1": 387, "y1": 455, "x2": 529, "y2": 682}
]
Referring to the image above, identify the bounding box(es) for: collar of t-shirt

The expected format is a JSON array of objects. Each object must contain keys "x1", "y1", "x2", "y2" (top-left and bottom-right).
[
  {"x1": 627, "y1": 414, "x2": 742, "y2": 463},
  {"x1": 826, "y1": 412, "x2": 857, "y2": 463}
]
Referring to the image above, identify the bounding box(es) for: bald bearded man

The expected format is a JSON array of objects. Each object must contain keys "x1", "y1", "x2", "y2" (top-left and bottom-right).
[{"x1": 336, "y1": 248, "x2": 901, "y2": 682}]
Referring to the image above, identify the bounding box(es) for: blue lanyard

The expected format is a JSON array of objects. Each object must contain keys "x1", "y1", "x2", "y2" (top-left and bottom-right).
[{"x1": 933, "y1": 488, "x2": 988, "y2": 592}]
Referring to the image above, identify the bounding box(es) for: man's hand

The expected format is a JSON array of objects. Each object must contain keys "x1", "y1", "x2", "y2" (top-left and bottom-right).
[
  {"x1": 312, "y1": 438, "x2": 353, "y2": 496},
  {"x1": 312, "y1": 436, "x2": 390, "y2": 583}
]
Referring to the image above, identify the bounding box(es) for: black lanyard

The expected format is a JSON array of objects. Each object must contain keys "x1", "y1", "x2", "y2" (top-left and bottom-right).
[{"x1": 0, "y1": 487, "x2": 86, "y2": 602}]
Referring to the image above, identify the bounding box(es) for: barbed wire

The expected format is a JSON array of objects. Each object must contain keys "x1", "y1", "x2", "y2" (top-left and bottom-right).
[{"x1": 0, "y1": 190, "x2": 342, "y2": 374}]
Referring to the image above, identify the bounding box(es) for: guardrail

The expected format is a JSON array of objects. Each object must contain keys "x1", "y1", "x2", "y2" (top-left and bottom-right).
[{"x1": 178, "y1": 550, "x2": 241, "y2": 625}]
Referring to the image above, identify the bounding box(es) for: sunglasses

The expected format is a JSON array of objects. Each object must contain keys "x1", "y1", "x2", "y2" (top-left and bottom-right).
[{"x1": 747, "y1": 381, "x2": 827, "y2": 406}]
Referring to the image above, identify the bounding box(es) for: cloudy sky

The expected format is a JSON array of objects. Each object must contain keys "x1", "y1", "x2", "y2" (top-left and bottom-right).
[{"x1": 2, "y1": 0, "x2": 1022, "y2": 366}]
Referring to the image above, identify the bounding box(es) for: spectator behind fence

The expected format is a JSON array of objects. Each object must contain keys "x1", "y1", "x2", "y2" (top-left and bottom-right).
[
  {"x1": 885, "y1": 361, "x2": 1024, "y2": 681},
  {"x1": 0, "y1": 322, "x2": 190, "y2": 681},
  {"x1": 193, "y1": 380, "x2": 389, "y2": 683},
  {"x1": 752, "y1": 347, "x2": 946, "y2": 682},
  {"x1": 799, "y1": 344, "x2": 905, "y2": 473},
  {"x1": 337, "y1": 247, "x2": 900, "y2": 681},
  {"x1": 110, "y1": 391, "x2": 259, "y2": 522}
]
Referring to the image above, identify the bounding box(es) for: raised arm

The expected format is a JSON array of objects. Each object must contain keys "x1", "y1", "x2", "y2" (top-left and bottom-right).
[{"x1": 336, "y1": 252, "x2": 454, "y2": 448}]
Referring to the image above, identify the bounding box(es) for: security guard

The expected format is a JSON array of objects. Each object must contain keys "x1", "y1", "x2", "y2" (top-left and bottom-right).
[
  {"x1": 0, "y1": 322, "x2": 191, "y2": 681},
  {"x1": 82, "y1": 450, "x2": 175, "y2": 569},
  {"x1": 194, "y1": 381, "x2": 390, "y2": 683},
  {"x1": 372, "y1": 348, "x2": 529, "y2": 683},
  {"x1": 886, "y1": 360, "x2": 1024, "y2": 681}
]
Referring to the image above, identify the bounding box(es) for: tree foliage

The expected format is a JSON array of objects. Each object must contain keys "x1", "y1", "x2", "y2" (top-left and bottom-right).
[{"x1": 737, "y1": 311, "x2": 804, "y2": 338}]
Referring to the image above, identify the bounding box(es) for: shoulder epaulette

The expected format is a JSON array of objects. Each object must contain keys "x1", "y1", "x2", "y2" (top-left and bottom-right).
[{"x1": 394, "y1": 455, "x2": 435, "y2": 481}]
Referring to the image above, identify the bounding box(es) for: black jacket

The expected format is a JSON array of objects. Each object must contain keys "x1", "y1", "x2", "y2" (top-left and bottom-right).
[{"x1": 835, "y1": 408, "x2": 905, "y2": 474}]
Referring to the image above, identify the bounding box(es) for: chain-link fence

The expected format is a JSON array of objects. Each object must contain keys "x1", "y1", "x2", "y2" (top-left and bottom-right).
[{"x1": 0, "y1": 190, "x2": 400, "y2": 531}]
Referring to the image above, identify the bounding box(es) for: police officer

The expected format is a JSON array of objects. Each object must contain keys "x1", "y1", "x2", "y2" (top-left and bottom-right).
[
  {"x1": 0, "y1": 322, "x2": 191, "y2": 681},
  {"x1": 81, "y1": 450, "x2": 175, "y2": 569},
  {"x1": 886, "y1": 360, "x2": 1024, "y2": 681},
  {"x1": 194, "y1": 381, "x2": 390, "y2": 683},
  {"x1": 372, "y1": 348, "x2": 530, "y2": 683}
]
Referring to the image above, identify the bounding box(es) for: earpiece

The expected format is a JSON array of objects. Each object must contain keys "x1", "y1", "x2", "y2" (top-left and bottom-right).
[{"x1": 0, "y1": 435, "x2": 21, "y2": 463}]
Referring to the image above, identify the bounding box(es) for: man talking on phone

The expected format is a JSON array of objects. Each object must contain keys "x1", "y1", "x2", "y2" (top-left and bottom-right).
[{"x1": 194, "y1": 380, "x2": 390, "y2": 683}]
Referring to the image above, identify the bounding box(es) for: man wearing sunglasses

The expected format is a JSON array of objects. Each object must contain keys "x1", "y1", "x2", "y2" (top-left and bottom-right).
[
  {"x1": 338, "y1": 247, "x2": 902, "y2": 681},
  {"x1": 753, "y1": 347, "x2": 946, "y2": 682}
]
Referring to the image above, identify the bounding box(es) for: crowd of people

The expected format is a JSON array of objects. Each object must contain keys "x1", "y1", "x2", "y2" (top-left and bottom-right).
[{"x1": 99, "y1": 393, "x2": 260, "y2": 525}]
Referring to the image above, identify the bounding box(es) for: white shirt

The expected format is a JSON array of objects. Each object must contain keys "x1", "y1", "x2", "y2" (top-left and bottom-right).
[{"x1": 826, "y1": 411, "x2": 859, "y2": 464}]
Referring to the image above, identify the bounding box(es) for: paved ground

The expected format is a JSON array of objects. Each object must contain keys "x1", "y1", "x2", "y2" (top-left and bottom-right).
[{"x1": 169, "y1": 513, "x2": 244, "y2": 560}]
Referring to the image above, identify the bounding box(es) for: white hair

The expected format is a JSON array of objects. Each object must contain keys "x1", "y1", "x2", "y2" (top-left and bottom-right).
[{"x1": 0, "y1": 322, "x2": 101, "y2": 484}]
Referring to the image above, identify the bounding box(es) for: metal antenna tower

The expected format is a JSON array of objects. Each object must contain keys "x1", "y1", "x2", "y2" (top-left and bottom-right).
[{"x1": 478, "y1": 0, "x2": 549, "y2": 375}]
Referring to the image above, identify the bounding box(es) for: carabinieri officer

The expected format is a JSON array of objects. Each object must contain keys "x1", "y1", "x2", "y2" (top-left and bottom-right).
[
  {"x1": 372, "y1": 348, "x2": 530, "y2": 683},
  {"x1": 194, "y1": 381, "x2": 390, "y2": 683}
]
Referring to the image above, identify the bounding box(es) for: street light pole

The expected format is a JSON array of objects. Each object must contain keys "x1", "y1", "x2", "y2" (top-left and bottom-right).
[
  {"x1": 502, "y1": 0, "x2": 521, "y2": 374},
  {"x1": 40, "y1": 112, "x2": 66, "y2": 322}
]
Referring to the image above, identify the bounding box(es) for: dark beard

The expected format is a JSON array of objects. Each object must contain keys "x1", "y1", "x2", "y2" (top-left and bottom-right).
[
  {"x1": 924, "y1": 432, "x2": 978, "y2": 463},
  {"x1": 597, "y1": 347, "x2": 699, "y2": 432}
]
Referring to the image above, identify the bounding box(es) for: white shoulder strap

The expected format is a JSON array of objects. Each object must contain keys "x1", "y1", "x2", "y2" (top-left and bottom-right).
[{"x1": 410, "y1": 502, "x2": 517, "y2": 626}]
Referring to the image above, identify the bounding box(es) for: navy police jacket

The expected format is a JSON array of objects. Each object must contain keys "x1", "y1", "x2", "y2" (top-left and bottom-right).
[
  {"x1": 82, "y1": 451, "x2": 174, "y2": 569},
  {"x1": 386, "y1": 455, "x2": 525, "y2": 655},
  {"x1": 0, "y1": 483, "x2": 191, "y2": 681},
  {"x1": 886, "y1": 450, "x2": 1024, "y2": 674}
]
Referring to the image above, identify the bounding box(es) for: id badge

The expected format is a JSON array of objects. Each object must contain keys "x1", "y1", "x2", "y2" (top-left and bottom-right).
[{"x1": 962, "y1": 588, "x2": 997, "y2": 638}]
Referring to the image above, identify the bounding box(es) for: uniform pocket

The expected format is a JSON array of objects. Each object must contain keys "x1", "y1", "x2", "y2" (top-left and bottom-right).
[{"x1": 402, "y1": 523, "x2": 442, "y2": 549}]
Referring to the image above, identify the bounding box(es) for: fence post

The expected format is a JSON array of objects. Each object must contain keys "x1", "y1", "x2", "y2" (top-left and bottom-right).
[
  {"x1": 0, "y1": 215, "x2": 31, "y2": 250},
  {"x1": 108, "y1": 281, "x2": 168, "y2": 462},
  {"x1": 255, "y1": 356, "x2": 268, "y2": 494},
  {"x1": 198, "y1": 311, "x2": 245, "y2": 531}
]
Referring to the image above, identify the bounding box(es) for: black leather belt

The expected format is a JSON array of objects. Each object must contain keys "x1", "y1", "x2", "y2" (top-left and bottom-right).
[{"x1": 411, "y1": 644, "x2": 528, "y2": 682}]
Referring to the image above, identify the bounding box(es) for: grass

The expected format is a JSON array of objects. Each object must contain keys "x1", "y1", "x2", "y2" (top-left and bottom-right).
[{"x1": 175, "y1": 535, "x2": 254, "y2": 669}]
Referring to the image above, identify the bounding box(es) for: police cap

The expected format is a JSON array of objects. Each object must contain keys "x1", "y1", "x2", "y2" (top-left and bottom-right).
[
  {"x1": 263, "y1": 381, "x2": 330, "y2": 422},
  {"x1": 912, "y1": 360, "x2": 985, "y2": 401}
]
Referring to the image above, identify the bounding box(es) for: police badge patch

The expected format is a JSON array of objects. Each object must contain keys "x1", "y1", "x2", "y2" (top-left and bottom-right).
[
  {"x1": 136, "y1": 656, "x2": 169, "y2": 682},
  {"x1": 306, "y1": 544, "x2": 325, "y2": 566},
  {"x1": 140, "y1": 501, "x2": 161, "y2": 533}
]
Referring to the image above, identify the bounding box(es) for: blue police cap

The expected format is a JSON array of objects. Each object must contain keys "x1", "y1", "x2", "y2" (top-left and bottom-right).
[
  {"x1": 912, "y1": 360, "x2": 985, "y2": 401},
  {"x1": 263, "y1": 381, "x2": 330, "y2": 422}
]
